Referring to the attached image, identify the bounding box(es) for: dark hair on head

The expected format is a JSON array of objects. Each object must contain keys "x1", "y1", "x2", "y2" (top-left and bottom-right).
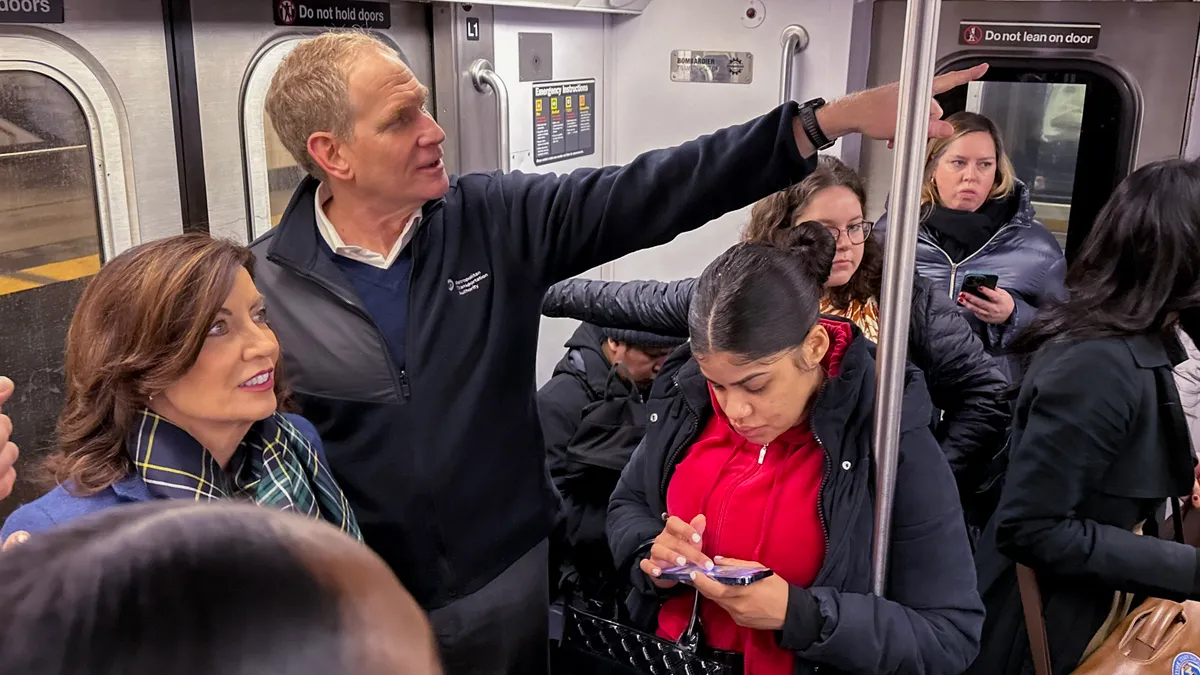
[
  {"x1": 1014, "y1": 158, "x2": 1200, "y2": 354},
  {"x1": 0, "y1": 501, "x2": 346, "y2": 675},
  {"x1": 44, "y1": 233, "x2": 292, "y2": 495},
  {"x1": 742, "y1": 155, "x2": 883, "y2": 309},
  {"x1": 689, "y1": 220, "x2": 836, "y2": 360}
]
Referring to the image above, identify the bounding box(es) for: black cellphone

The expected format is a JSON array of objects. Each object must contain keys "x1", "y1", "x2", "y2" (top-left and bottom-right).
[{"x1": 961, "y1": 272, "x2": 999, "y2": 300}]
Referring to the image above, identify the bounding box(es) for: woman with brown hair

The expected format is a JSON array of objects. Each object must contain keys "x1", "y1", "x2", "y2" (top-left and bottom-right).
[
  {"x1": 541, "y1": 156, "x2": 1010, "y2": 524},
  {"x1": 0, "y1": 234, "x2": 359, "y2": 540}
]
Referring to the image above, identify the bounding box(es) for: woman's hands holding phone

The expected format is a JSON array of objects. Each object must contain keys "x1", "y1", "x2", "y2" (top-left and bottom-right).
[
  {"x1": 691, "y1": 557, "x2": 790, "y2": 631},
  {"x1": 958, "y1": 286, "x2": 1015, "y2": 324},
  {"x1": 640, "y1": 514, "x2": 712, "y2": 589}
]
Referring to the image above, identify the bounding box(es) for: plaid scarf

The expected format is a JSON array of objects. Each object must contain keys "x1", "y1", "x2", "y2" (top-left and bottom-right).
[{"x1": 127, "y1": 410, "x2": 361, "y2": 540}]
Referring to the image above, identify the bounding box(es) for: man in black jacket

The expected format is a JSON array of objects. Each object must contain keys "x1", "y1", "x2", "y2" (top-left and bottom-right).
[
  {"x1": 250, "y1": 29, "x2": 987, "y2": 675},
  {"x1": 538, "y1": 324, "x2": 682, "y2": 615}
]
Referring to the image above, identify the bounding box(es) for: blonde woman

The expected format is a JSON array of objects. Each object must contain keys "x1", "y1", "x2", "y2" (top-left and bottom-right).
[{"x1": 876, "y1": 111, "x2": 1066, "y2": 382}]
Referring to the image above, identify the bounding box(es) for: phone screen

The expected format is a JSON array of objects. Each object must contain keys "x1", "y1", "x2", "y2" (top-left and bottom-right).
[{"x1": 658, "y1": 563, "x2": 775, "y2": 585}]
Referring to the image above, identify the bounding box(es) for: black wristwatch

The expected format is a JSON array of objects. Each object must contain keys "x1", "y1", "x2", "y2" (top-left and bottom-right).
[{"x1": 798, "y1": 97, "x2": 834, "y2": 151}]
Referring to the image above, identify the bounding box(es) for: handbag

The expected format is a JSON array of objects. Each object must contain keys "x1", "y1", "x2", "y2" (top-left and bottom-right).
[
  {"x1": 1018, "y1": 497, "x2": 1200, "y2": 675},
  {"x1": 558, "y1": 590, "x2": 743, "y2": 675}
]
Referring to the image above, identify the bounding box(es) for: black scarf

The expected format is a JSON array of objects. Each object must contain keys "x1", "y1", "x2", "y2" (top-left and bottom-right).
[{"x1": 923, "y1": 193, "x2": 1018, "y2": 263}]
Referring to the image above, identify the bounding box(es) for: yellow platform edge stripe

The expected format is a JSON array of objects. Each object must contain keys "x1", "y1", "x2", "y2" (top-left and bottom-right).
[{"x1": 0, "y1": 253, "x2": 101, "y2": 297}]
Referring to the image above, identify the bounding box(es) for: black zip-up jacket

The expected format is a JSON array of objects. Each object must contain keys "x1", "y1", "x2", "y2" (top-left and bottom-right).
[
  {"x1": 248, "y1": 102, "x2": 816, "y2": 609},
  {"x1": 538, "y1": 323, "x2": 646, "y2": 607},
  {"x1": 542, "y1": 274, "x2": 1011, "y2": 491},
  {"x1": 608, "y1": 319, "x2": 984, "y2": 674}
]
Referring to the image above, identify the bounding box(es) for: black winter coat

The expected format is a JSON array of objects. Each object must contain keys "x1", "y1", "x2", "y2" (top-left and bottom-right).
[
  {"x1": 537, "y1": 323, "x2": 647, "y2": 608},
  {"x1": 541, "y1": 274, "x2": 1011, "y2": 492},
  {"x1": 608, "y1": 318, "x2": 984, "y2": 674},
  {"x1": 968, "y1": 329, "x2": 1200, "y2": 675}
]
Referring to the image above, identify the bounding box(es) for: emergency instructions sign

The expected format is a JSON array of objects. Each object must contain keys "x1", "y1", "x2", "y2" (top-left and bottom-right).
[
  {"x1": 959, "y1": 21, "x2": 1100, "y2": 50},
  {"x1": 532, "y1": 79, "x2": 596, "y2": 166}
]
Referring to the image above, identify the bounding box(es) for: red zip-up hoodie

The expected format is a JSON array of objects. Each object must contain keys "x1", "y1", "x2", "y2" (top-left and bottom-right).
[{"x1": 657, "y1": 319, "x2": 853, "y2": 675}]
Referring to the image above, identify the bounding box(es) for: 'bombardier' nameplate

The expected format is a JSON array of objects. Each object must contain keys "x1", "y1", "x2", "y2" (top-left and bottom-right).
[{"x1": 670, "y1": 50, "x2": 754, "y2": 84}]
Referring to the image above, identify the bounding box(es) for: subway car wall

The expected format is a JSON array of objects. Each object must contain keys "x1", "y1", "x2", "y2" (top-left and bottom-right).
[{"x1": 2, "y1": 0, "x2": 1199, "y2": 519}]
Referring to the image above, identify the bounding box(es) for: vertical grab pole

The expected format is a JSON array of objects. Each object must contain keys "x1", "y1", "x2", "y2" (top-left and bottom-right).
[
  {"x1": 469, "y1": 58, "x2": 511, "y2": 173},
  {"x1": 870, "y1": 0, "x2": 943, "y2": 596},
  {"x1": 779, "y1": 25, "x2": 810, "y2": 105}
]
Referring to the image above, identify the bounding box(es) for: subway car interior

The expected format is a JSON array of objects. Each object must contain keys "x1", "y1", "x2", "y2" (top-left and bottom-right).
[{"x1": 2, "y1": 0, "x2": 1200, "y2": 655}]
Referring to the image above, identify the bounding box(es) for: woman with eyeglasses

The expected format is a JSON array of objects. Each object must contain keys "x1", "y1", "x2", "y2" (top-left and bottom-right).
[{"x1": 542, "y1": 156, "x2": 1009, "y2": 511}]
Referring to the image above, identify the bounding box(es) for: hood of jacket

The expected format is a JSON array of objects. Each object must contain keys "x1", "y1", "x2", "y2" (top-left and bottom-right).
[{"x1": 553, "y1": 323, "x2": 626, "y2": 401}]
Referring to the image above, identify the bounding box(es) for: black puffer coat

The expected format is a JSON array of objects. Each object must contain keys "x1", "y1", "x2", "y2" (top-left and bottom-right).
[
  {"x1": 608, "y1": 318, "x2": 984, "y2": 674},
  {"x1": 542, "y1": 274, "x2": 1010, "y2": 496}
]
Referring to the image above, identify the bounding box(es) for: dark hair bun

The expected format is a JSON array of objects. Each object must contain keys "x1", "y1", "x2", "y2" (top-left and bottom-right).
[{"x1": 773, "y1": 219, "x2": 836, "y2": 286}]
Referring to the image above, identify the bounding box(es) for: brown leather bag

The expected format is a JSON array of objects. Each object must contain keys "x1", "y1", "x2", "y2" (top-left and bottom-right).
[{"x1": 1017, "y1": 499, "x2": 1200, "y2": 675}]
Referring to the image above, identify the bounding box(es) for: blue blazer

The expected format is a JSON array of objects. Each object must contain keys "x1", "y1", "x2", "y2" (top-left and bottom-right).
[{"x1": 0, "y1": 414, "x2": 326, "y2": 540}]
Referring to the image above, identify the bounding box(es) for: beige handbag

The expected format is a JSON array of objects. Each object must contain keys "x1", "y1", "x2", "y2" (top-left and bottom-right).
[{"x1": 1018, "y1": 500, "x2": 1200, "y2": 675}]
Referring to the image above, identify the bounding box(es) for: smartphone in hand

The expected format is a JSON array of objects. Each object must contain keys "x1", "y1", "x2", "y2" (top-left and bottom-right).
[
  {"x1": 961, "y1": 272, "x2": 999, "y2": 301},
  {"x1": 658, "y1": 563, "x2": 775, "y2": 586}
]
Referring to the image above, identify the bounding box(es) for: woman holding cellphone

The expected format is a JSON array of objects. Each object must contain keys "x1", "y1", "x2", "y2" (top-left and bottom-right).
[{"x1": 606, "y1": 222, "x2": 983, "y2": 675}]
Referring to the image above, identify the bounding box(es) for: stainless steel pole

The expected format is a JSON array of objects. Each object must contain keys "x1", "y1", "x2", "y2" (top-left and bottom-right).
[{"x1": 870, "y1": 0, "x2": 943, "y2": 596}]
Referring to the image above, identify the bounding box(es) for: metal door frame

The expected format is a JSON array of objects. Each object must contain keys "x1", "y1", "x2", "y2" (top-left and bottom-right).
[{"x1": 0, "y1": 30, "x2": 140, "y2": 259}]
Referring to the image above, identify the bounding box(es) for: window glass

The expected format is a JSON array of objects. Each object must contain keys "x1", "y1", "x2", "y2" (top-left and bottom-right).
[
  {"x1": 0, "y1": 71, "x2": 102, "y2": 517},
  {"x1": 966, "y1": 80, "x2": 1085, "y2": 249},
  {"x1": 263, "y1": 109, "x2": 306, "y2": 227}
]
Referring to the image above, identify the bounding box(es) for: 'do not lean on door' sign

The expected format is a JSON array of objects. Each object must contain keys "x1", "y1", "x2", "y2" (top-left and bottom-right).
[
  {"x1": 533, "y1": 79, "x2": 596, "y2": 167},
  {"x1": 959, "y1": 21, "x2": 1100, "y2": 50},
  {"x1": 273, "y1": 0, "x2": 391, "y2": 29}
]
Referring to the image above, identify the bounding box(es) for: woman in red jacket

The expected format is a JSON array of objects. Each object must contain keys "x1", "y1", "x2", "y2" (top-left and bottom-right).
[{"x1": 606, "y1": 221, "x2": 983, "y2": 674}]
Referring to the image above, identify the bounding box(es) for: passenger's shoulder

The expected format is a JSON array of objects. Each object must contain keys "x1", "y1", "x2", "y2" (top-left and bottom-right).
[
  {"x1": 1030, "y1": 339, "x2": 1139, "y2": 391},
  {"x1": 247, "y1": 227, "x2": 277, "y2": 254},
  {"x1": 0, "y1": 484, "x2": 118, "y2": 538},
  {"x1": 281, "y1": 413, "x2": 321, "y2": 446},
  {"x1": 1018, "y1": 219, "x2": 1065, "y2": 257}
]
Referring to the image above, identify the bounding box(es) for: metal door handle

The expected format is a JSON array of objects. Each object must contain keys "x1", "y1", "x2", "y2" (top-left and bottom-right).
[
  {"x1": 779, "y1": 25, "x2": 810, "y2": 105},
  {"x1": 469, "y1": 59, "x2": 510, "y2": 173}
]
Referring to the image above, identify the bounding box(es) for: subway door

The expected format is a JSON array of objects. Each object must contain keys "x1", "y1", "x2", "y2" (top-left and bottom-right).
[
  {"x1": 0, "y1": 0, "x2": 183, "y2": 517},
  {"x1": 859, "y1": 1, "x2": 1200, "y2": 263},
  {"x1": 187, "y1": 0, "x2": 435, "y2": 245}
]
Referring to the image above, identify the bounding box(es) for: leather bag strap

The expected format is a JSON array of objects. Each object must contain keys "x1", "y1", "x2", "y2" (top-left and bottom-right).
[{"x1": 1016, "y1": 564, "x2": 1054, "y2": 675}]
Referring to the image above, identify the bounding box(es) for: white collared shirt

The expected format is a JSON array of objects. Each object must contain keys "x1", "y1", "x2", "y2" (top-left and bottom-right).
[{"x1": 314, "y1": 182, "x2": 421, "y2": 270}]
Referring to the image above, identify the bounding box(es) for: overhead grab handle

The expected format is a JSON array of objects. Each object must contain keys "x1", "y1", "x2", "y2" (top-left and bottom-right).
[
  {"x1": 870, "y1": 0, "x2": 944, "y2": 596},
  {"x1": 469, "y1": 58, "x2": 511, "y2": 173},
  {"x1": 779, "y1": 24, "x2": 810, "y2": 105}
]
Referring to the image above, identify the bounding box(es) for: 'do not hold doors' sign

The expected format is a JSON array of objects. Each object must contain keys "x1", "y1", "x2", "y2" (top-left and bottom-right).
[{"x1": 273, "y1": 0, "x2": 391, "y2": 30}]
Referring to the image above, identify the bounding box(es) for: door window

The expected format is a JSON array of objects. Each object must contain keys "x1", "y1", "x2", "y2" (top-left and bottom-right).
[
  {"x1": 965, "y1": 80, "x2": 1086, "y2": 249},
  {"x1": 0, "y1": 71, "x2": 102, "y2": 516},
  {"x1": 937, "y1": 58, "x2": 1136, "y2": 262}
]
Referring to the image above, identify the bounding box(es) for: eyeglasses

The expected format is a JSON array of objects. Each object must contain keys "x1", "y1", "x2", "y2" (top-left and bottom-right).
[{"x1": 824, "y1": 221, "x2": 874, "y2": 245}]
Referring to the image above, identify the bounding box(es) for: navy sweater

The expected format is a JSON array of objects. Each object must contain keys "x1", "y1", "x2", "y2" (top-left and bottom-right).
[{"x1": 325, "y1": 244, "x2": 413, "y2": 370}]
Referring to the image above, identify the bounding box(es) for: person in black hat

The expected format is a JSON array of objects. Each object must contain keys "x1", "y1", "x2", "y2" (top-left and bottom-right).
[{"x1": 538, "y1": 323, "x2": 684, "y2": 622}]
